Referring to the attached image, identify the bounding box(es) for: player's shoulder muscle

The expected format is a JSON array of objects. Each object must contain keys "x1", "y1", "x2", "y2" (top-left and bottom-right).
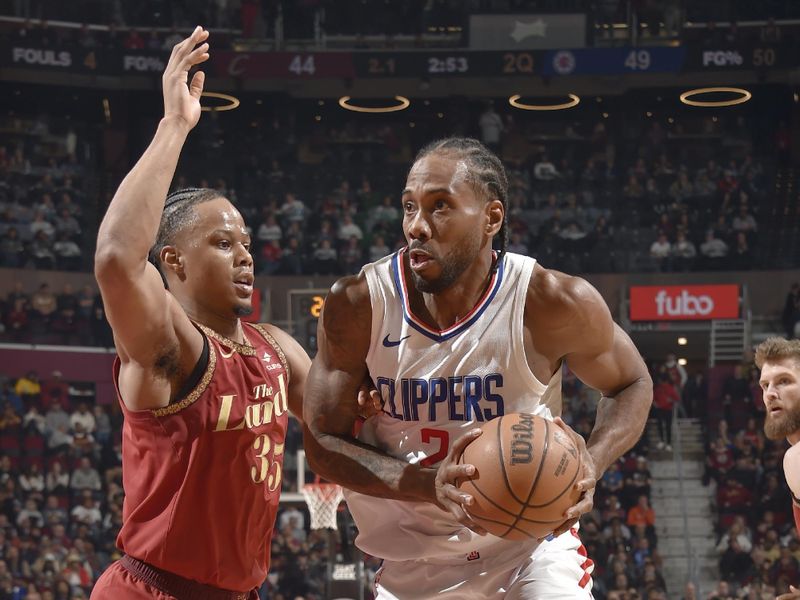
[
  {"x1": 526, "y1": 263, "x2": 612, "y2": 354},
  {"x1": 316, "y1": 272, "x2": 372, "y2": 369},
  {"x1": 784, "y1": 444, "x2": 800, "y2": 501}
]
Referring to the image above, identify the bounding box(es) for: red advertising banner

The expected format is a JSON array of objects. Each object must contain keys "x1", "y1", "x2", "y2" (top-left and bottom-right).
[{"x1": 630, "y1": 285, "x2": 740, "y2": 321}]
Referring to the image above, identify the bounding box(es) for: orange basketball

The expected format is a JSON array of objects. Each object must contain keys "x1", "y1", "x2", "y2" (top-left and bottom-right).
[{"x1": 457, "y1": 413, "x2": 582, "y2": 540}]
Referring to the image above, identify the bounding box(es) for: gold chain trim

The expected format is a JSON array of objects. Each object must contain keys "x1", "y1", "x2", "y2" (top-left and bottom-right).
[
  {"x1": 249, "y1": 323, "x2": 291, "y2": 382},
  {"x1": 151, "y1": 343, "x2": 217, "y2": 417},
  {"x1": 195, "y1": 323, "x2": 256, "y2": 356}
]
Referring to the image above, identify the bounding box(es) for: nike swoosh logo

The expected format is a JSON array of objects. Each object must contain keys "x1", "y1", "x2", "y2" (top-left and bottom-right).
[{"x1": 382, "y1": 334, "x2": 410, "y2": 348}]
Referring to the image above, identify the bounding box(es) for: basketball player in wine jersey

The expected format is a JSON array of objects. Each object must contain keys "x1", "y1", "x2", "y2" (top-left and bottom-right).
[
  {"x1": 304, "y1": 138, "x2": 653, "y2": 598},
  {"x1": 90, "y1": 27, "x2": 312, "y2": 599},
  {"x1": 757, "y1": 338, "x2": 800, "y2": 600}
]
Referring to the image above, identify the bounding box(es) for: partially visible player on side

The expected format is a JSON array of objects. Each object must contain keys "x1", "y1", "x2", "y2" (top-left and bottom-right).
[
  {"x1": 303, "y1": 138, "x2": 653, "y2": 598},
  {"x1": 756, "y1": 337, "x2": 800, "y2": 600},
  {"x1": 90, "y1": 27, "x2": 313, "y2": 599}
]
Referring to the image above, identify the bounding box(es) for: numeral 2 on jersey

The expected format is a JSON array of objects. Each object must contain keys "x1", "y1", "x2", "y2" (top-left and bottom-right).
[{"x1": 420, "y1": 428, "x2": 450, "y2": 467}]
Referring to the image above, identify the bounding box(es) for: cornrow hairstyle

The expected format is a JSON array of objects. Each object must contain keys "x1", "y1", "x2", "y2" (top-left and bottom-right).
[
  {"x1": 148, "y1": 187, "x2": 225, "y2": 286},
  {"x1": 413, "y1": 137, "x2": 508, "y2": 272}
]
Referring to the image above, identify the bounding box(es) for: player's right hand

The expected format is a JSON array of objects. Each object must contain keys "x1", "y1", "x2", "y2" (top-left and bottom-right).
[
  {"x1": 432, "y1": 428, "x2": 488, "y2": 536},
  {"x1": 162, "y1": 25, "x2": 210, "y2": 131},
  {"x1": 777, "y1": 585, "x2": 800, "y2": 599}
]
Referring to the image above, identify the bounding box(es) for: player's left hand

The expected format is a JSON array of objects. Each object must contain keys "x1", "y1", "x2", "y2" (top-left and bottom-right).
[
  {"x1": 356, "y1": 376, "x2": 382, "y2": 419},
  {"x1": 550, "y1": 416, "x2": 597, "y2": 538},
  {"x1": 777, "y1": 584, "x2": 800, "y2": 599}
]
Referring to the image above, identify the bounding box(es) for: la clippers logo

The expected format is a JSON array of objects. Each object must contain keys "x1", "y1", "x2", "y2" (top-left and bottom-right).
[{"x1": 629, "y1": 285, "x2": 739, "y2": 321}]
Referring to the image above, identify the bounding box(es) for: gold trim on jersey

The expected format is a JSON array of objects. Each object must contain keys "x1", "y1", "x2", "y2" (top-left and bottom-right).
[
  {"x1": 151, "y1": 344, "x2": 217, "y2": 418},
  {"x1": 249, "y1": 323, "x2": 291, "y2": 382},
  {"x1": 195, "y1": 323, "x2": 256, "y2": 356}
]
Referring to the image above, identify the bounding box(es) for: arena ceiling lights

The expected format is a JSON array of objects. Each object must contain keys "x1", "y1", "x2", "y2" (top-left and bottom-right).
[
  {"x1": 679, "y1": 87, "x2": 751, "y2": 108},
  {"x1": 338, "y1": 96, "x2": 411, "y2": 113},
  {"x1": 509, "y1": 94, "x2": 580, "y2": 111},
  {"x1": 200, "y1": 92, "x2": 240, "y2": 112}
]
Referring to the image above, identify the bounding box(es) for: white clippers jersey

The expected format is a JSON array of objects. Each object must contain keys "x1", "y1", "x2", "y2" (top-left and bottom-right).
[{"x1": 344, "y1": 249, "x2": 563, "y2": 561}]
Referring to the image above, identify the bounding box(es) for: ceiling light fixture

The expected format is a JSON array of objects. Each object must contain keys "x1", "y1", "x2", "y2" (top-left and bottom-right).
[
  {"x1": 509, "y1": 94, "x2": 580, "y2": 111},
  {"x1": 679, "y1": 87, "x2": 751, "y2": 108},
  {"x1": 338, "y1": 96, "x2": 410, "y2": 113},
  {"x1": 200, "y1": 91, "x2": 240, "y2": 112}
]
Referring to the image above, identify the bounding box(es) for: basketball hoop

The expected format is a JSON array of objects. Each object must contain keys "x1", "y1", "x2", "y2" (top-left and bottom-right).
[{"x1": 302, "y1": 482, "x2": 344, "y2": 530}]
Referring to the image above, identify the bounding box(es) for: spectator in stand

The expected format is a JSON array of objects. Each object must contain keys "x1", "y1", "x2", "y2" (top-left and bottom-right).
[
  {"x1": 368, "y1": 234, "x2": 390, "y2": 262},
  {"x1": 700, "y1": 229, "x2": 729, "y2": 270},
  {"x1": 14, "y1": 371, "x2": 41, "y2": 402},
  {"x1": 69, "y1": 457, "x2": 101, "y2": 494},
  {"x1": 671, "y1": 231, "x2": 696, "y2": 271},
  {"x1": 257, "y1": 213, "x2": 282, "y2": 243},
  {"x1": 478, "y1": 102, "x2": 504, "y2": 153},
  {"x1": 45, "y1": 461, "x2": 69, "y2": 496},
  {"x1": 17, "y1": 499, "x2": 44, "y2": 528},
  {"x1": 260, "y1": 239, "x2": 282, "y2": 275},
  {"x1": 783, "y1": 284, "x2": 800, "y2": 339},
  {"x1": 649, "y1": 233, "x2": 671, "y2": 272},
  {"x1": 122, "y1": 28, "x2": 145, "y2": 50},
  {"x1": 30, "y1": 230, "x2": 56, "y2": 270},
  {"x1": 533, "y1": 154, "x2": 559, "y2": 182},
  {"x1": 339, "y1": 236, "x2": 363, "y2": 274},
  {"x1": 337, "y1": 213, "x2": 363, "y2": 241},
  {"x1": 92, "y1": 406, "x2": 111, "y2": 447},
  {"x1": 22, "y1": 404, "x2": 46, "y2": 434},
  {"x1": 53, "y1": 232, "x2": 83, "y2": 271},
  {"x1": 18, "y1": 464, "x2": 45, "y2": 497},
  {"x1": 41, "y1": 370, "x2": 69, "y2": 410},
  {"x1": 278, "y1": 237, "x2": 304, "y2": 275},
  {"x1": 369, "y1": 195, "x2": 400, "y2": 230},
  {"x1": 663, "y1": 354, "x2": 687, "y2": 391},
  {"x1": 653, "y1": 368, "x2": 679, "y2": 451},
  {"x1": 627, "y1": 494, "x2": 655, "y2": 530},
  {"x1": 718, "y1": 518, "x2": 753, "y2": 583},
  {"x1": 30, "y1": 284, "x2": 57, "y2": 323},
  {"x1": 722, "y1": 365, "x2": 752, "y2": 428},
  {"x1": 311, "y1": 239, "x2": 338, "y2": 275},
  {"x1": 0, "y1": 227, "x2": 25, "y2": 267}
]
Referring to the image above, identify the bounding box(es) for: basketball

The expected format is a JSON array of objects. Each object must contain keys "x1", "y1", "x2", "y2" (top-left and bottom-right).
[{"x1": 457, "y1": 413, "x2": 583, "y2": 540}]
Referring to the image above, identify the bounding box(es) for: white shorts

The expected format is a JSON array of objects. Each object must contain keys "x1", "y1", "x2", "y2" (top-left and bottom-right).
[{"x1": 373, "y1": 528, "x2": 594, "y2": 599}]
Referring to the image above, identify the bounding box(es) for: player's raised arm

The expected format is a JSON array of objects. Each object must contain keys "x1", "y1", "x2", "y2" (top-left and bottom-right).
[
  {"x1": 302, "y1": 274, "x2": 434, "y2": 499},
  {"x1": 526, "y1": 266, "x2": 653, "y2": 534},
  {"x1": 94, "y1": 27, "x2": 209, "y2": 391}
]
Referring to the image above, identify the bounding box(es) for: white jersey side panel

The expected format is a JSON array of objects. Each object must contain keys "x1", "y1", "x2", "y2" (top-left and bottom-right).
[{"x1": 344, "y1": 250, "x2": 562, "y2": 561}]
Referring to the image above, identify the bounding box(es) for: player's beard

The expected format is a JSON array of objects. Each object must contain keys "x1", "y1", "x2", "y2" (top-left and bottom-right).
[
  {"x1": 764, "y1": 402, "x2": 800, "y2": 440},
  {"x1": 410, "y1": 233, "x2": 482, "y2": 295}
]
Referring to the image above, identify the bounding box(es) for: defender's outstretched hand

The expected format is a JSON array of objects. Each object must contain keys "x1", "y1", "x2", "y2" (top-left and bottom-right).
[{"x1": 163, "y1": 26, "x2": 210, "y2": 130}]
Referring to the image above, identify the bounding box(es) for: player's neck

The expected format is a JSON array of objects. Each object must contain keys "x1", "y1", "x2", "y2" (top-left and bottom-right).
[
  {"x1": 788, "y1": 431, "x2": 800, "y2": 446},
  {"x1": 185, "y1": 307, "x2": 244, "y2": 344},
  {"x1": 416, "y1": 252, "x2": 495, "y2": 329}
]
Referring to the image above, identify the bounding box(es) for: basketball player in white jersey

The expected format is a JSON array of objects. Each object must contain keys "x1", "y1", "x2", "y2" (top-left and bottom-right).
[{"x1": 303, "y1": 138, "x2": 653, "y2": 598}]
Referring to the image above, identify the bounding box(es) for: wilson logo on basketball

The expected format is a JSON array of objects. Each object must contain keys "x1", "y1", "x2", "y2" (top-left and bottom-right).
[
  {"x1": 510, "y1": 413, "x2": 534, "y2": 465},
  {"x1": 629, "y1": 285, "x2": 739, "y2": 321}
]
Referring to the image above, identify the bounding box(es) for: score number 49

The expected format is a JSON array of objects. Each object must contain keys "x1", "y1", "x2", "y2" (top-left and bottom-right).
[{"x1": 624, "y1": 49, "x2": 651, "y2": 71}]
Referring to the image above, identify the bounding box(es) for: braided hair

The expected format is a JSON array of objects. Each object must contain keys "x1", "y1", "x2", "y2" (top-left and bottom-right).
[
  {"x1": 148, "y1": 187, "x2": 224, "y2": 283},
  {"x1": 413, "y1": 138, "x2": 509, "y2": 272}
]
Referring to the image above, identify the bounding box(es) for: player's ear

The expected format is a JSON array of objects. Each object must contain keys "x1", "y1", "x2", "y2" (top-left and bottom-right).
[
  {"x1": 486, "y1": 199, "x2": 503, "y2": 237},
  {"x1": 160, "y1": 245, "x2": 185, "y2": 279}
]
